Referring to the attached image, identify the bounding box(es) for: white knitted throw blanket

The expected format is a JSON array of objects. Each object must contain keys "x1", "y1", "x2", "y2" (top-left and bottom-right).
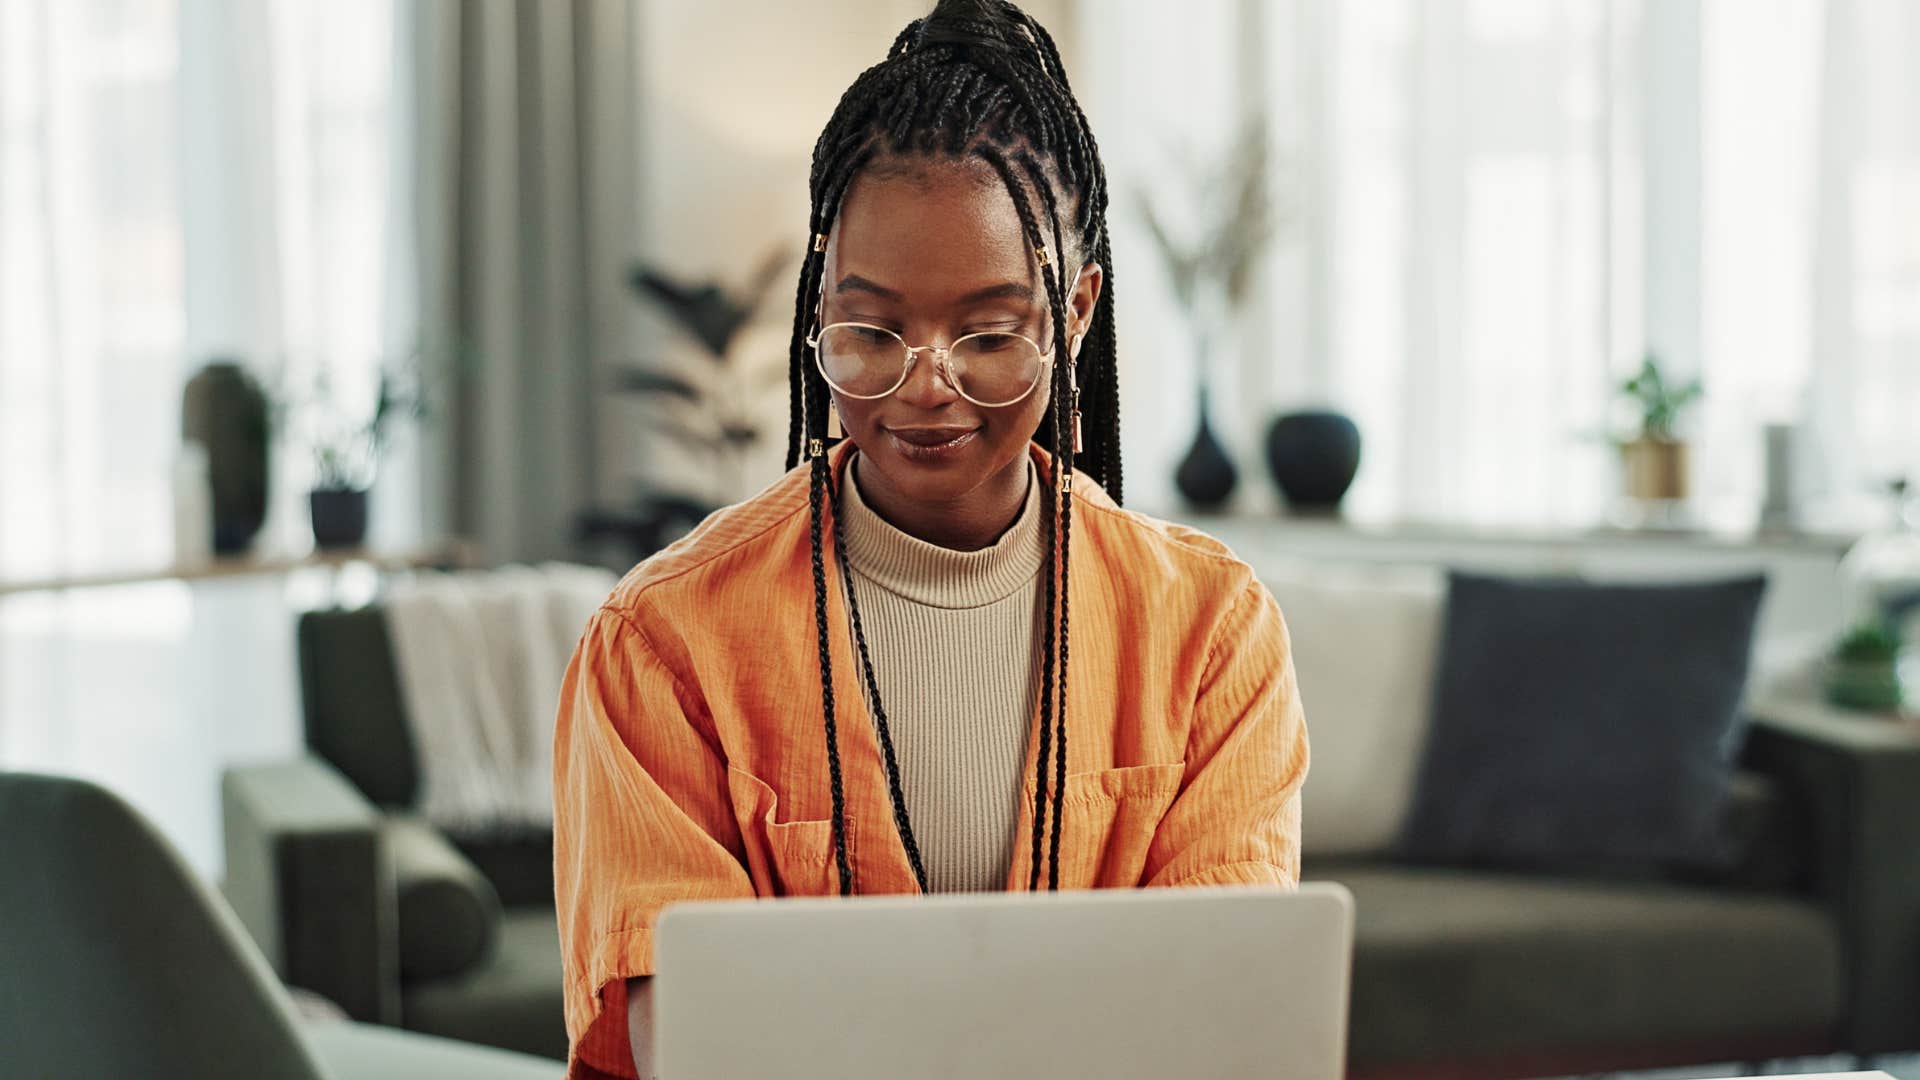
[{"x1": 383, "y1": 562, "x2": 616, "y2": 830}]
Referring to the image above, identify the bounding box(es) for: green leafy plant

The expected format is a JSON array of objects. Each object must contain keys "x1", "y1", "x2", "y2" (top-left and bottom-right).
[
  {"x1": 616, "y1": 246, "x2": 792, "y2": 499},
  {"x1": 1826, "y1": 617, "x2": 1911, "y2": 713},
  {"x1": 1833, "y1": 619, "x2": 1905, "y2": 664},
  {"x1": 274, "y1": 348, "x2": 445, "y2": 493},
  {"x1": 1618, "y1": 354, "x2": 1703, "y2": 442}
]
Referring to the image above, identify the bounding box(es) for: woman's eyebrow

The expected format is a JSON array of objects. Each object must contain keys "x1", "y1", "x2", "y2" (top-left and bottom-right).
[
  {"x1": 954, "y1": 282, "x2": 1035, "y2": 305},
  {"x1": 834, "y1": 274, "x2": 1034, "y2": 307},
  {"x1": 835, "y1": 274, "x2": 902, "y2": 300}
]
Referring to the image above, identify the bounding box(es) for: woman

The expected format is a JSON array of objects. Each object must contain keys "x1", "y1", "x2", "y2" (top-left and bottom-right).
[{"x1": 553, "y1": 2, "x2": 1308, "y2": 1076}]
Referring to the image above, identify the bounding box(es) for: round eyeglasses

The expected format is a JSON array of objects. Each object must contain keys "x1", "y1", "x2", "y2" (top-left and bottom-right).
[{"x1": 806, "y1": 322, "x2": 1054, "y2": 408}]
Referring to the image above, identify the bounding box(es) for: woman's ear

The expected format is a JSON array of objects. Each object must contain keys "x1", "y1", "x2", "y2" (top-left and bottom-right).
[{"x1": 1069, "y1": 260, "x2": 1104, "y2": 347}]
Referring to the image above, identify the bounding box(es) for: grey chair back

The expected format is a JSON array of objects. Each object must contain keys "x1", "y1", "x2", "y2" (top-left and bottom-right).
[
  {"x1": 297, "y1": 607, "x2": 420, "y2": 809},
  {"x1": 0, "y1": 772, "x2": 330, "y2": 1079}
]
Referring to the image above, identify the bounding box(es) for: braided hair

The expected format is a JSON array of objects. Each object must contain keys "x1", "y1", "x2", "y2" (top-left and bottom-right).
[{"x1": 785, "y1": 0, "x2": 1122, "y2": 894}]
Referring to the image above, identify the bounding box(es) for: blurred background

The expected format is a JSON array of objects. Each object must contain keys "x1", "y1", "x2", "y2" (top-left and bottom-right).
[{"x1": 2, "y1": 1, "x2": 1919, "y2": 1075}]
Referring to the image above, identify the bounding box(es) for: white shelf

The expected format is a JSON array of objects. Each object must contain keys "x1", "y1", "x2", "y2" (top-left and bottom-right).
[
  {"x1": 0, "y1": 540, "x2": 479, "y2": 598},
  {"x1": 1160, "y1": 508, "x2": 1863, "y2": 556}
]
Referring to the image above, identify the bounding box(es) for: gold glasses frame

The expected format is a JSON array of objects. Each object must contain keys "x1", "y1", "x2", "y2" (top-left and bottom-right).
[
  {"x1": 801, "y1": 245, "x2": 1084, "y2": 442},
  {"x1": 805, "y1": 320, "x2": 1056, "y2": 408}
]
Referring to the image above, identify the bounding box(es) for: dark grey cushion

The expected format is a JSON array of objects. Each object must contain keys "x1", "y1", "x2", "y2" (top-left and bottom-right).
[
  {"x1": 1307, "y1": 859, "x2": 1842, "y2": 1067},
  {"x1": 1397, "y1": 572, "x2": 1766, "y2": 873},
  {"x1": 387, "y1": 817, "x2": 503, "y2": 982},
  {"x1": 401, "y1": 910, "x2": 568, "y2": 1062},
  {"x1": 299, "y1": 607, "x2": 419, "y2": 808}
]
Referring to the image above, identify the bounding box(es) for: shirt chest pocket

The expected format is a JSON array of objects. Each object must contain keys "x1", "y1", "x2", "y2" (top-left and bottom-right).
[
  {"x1": 1032, "y1": 762, "x2": 1187, "y2": 889},
  {"x1": 726, "y1": 767, "x2": 847, "y2": 897}
]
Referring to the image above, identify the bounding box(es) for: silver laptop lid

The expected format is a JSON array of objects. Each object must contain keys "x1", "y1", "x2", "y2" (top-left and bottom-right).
[{"x1": 654, "y1": 882, "x2": 1354, "y2": 1080}]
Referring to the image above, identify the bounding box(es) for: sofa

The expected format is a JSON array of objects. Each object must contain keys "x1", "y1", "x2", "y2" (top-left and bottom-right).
[
  {"x1": 228, "y1": 572, "x2": 1920, "y2": 1078},
  {"x1": 222, "y1": 608, "x2": 567, "y2": 1061},
  {"x1": 1274, "y1": 561, "x2": 1920, "y2": 1079}
]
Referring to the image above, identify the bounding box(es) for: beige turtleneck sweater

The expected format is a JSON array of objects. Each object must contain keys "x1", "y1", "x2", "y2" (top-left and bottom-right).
[{"x1": 836, "y1": 450, "x2": 1048, "y2": 892}]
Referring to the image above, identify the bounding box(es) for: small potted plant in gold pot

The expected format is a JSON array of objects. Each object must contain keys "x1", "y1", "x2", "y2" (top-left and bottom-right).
[{"x1": 1616, "y1": 354, "x2": 1702, "y2": 503}]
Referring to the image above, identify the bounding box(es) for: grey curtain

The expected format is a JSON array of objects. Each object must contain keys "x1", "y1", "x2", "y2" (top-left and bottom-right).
[{"x1": 401, "y1": 0, "x2": 640, "y2": 564}]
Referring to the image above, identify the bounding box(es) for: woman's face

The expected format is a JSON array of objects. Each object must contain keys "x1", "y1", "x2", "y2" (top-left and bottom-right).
[{"x1": 818, "y1": 157, "x2": 1102, "y2": 508}]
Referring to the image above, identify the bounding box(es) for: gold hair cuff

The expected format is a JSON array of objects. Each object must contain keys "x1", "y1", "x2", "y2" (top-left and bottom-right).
[
  {"x1": 809, "y1": 438, "x2": 825, "y2": 460},
  {"x1": 813, "y1": 233, "x2": 828, "y2": 252},
  {"x1": 1035, "y1": 245, "x2": 1050, "y2": 266}
]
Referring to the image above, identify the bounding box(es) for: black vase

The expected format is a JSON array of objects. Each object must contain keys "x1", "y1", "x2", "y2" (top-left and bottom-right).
[
  {"x1": 181, "y1": 361, "x2": 271, "y2": 554},
  {"x1": 1265, "y1": 410, "x2": 1362, "y2": 511},
  {"x1": 309, "y1": 488, "x2": 369, "y2": 550},
  {"x1": 1175, "y1": 387, "x2": 1238, "y2": 510}
]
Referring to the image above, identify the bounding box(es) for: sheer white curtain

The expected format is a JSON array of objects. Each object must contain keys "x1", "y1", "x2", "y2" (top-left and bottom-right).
[
  {"x1": 1703, "y1": 0, "x2": 1920, "y2": 510},
  {"x1": 1085, "y1": 0, "x2": 1918, "y2": 525},
  {"x1": 181, "y1": 0, "x2": 412, "y2": 553},
  {"x1": 1308, "y1": 0, "x2": 1622, "y2": 525},
  {"x1": 0, "y1": 0, "x2": 405, "y2": 876},
  {"x1": 2, "y1": 0, "x2": 186, "y2": 579},
  {"x1": 0, "y1": 0, "x2": 407, "y2": 581},
  {"x1": 1084, "y1": 0, "x2": 1623, "y2": 522}
]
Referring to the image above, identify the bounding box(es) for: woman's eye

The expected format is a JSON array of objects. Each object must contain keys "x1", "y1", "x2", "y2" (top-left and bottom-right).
[
  {"x1": 968, "y1": 333, "x2": 1022, "y2": 353},
  {"x1": 847, "y1": 325, "x2": 896, "y2": 344}
]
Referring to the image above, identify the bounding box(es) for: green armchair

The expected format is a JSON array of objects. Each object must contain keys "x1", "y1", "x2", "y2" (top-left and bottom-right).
[
  {"x1": 1, "y1": 771, "x2": 559, "y2": 1079},
  {"x1": 221, "y1": 608, "x2": 566, "y2": 1061}
]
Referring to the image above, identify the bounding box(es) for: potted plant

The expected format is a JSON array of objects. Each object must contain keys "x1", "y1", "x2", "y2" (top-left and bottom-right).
[
  {"x1": 1824, "y1": 619, "x2": 1913, "y2": 715},
  {"x1": 1616, "y1": 354, "x2": 1702, "y2": 502},
  {"x1": 286, "y1": 358, "x2": 431, "y2": 550}
]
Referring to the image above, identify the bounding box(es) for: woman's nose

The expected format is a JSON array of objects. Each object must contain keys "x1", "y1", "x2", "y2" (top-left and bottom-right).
[{"x1": 895, "y1": 346, "x2": 962, "y2": 407}]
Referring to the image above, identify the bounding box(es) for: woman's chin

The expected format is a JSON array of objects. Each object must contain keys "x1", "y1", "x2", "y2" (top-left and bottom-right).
[{"x1": 861, "y1": 441, "x2": 1004, "y2": 497}]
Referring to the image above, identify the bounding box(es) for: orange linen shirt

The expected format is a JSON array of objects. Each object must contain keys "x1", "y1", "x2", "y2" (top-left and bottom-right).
[{"x1": 553, "y1": 437, "x2": 1309, "y2": 1079}]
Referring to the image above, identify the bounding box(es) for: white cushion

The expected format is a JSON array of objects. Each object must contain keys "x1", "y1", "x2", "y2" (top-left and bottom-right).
[{"x1": 1264, "y1": 560, "x2": 1445, "y2": 857}]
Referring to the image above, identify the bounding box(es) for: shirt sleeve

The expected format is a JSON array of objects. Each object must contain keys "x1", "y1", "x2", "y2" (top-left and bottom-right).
[
  {"x1": 1143, "y1": 575, "x2": 1309, "y2": 889},
  {"x1": 552, "y1": 605, "x2": 752, "y2": 1076}
]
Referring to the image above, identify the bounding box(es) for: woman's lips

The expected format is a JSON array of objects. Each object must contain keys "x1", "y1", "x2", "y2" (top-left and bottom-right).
[
  {"x1": 886, "y1": 426, "x2": 979, "y2": 461},
  {"x1": 888, "y1": 426, "x2": 977, "y2": 446}
]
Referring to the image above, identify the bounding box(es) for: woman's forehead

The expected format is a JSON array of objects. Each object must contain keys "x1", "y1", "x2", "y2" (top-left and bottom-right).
[{"x1": 828, "y1": 159, "x2": 1041, "y2": 304}]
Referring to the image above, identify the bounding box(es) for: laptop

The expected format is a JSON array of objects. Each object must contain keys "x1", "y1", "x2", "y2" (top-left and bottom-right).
[{"x1": 653, "y1": 881, "x2": 1354, "y2": 1080}]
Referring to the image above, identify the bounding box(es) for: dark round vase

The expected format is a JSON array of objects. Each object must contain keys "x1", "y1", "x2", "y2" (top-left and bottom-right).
[
  {"x1": 309, "y1": 488, "x2": 370, "y2": 550},
  {"x1": 1264, "y1": 410, "x2": 1362, "y2": 511},
  {"x1": 181, "y1": 361, "x2": 271, "y2": 554},
  {"x1": 1174, "y1": 390, "x2": 1238, "y2": 510}
]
